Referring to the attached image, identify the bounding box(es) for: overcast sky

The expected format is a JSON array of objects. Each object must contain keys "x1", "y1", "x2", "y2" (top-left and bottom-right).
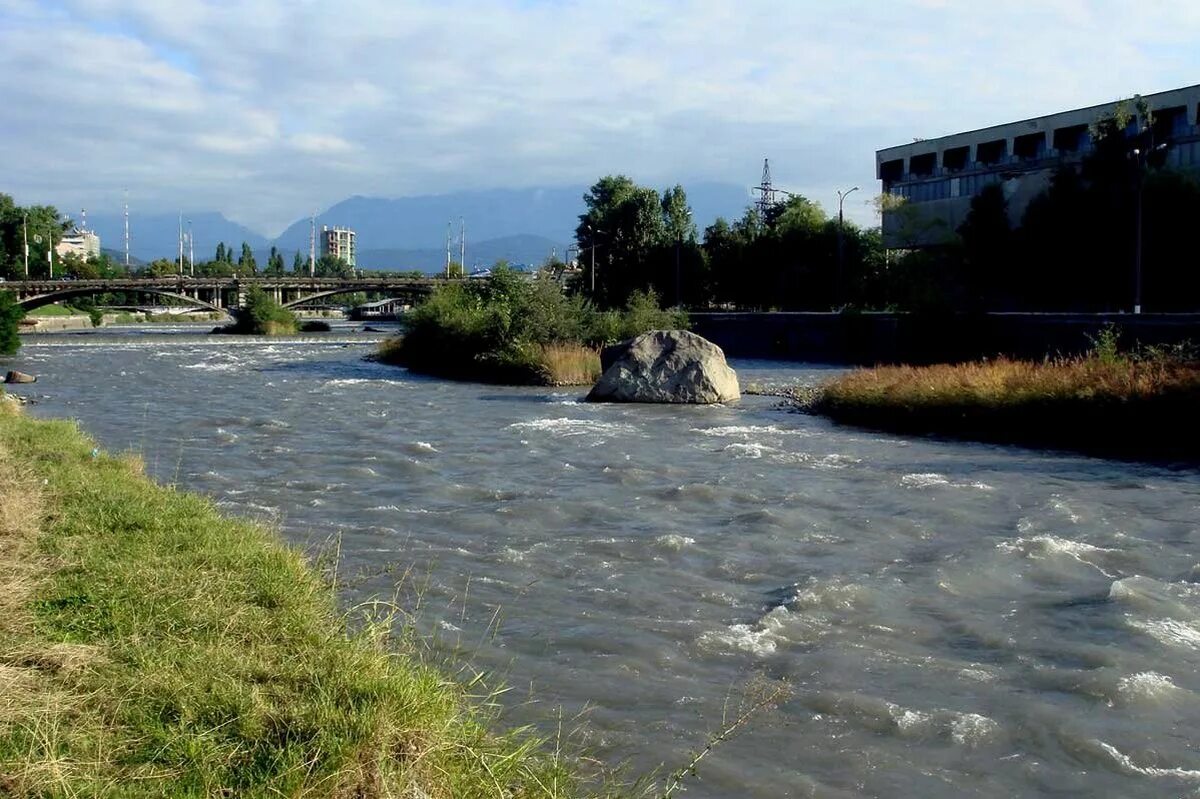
[{"x1": 3, "y1": 0, "x2": 1199, "y2": 236}]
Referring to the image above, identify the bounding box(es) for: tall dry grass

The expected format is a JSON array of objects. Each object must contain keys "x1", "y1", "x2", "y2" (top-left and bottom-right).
[
  {"x1": 535, "y1": 344, "x2": 602, "y2": 386},
  {"x1": 813, "y1": 352, "x2": 1200, "y2": 457}
]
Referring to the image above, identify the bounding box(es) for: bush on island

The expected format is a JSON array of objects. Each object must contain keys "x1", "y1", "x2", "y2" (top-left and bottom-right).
[
  {"x1": 216, "y1": 287, "x2": 298, "y2": 335},
  {"x1": 378, "y1": 265, "x2": 687, "y2": 385}
]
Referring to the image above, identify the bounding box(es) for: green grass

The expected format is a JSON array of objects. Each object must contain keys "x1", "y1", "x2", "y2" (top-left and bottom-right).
[
  {"x1": 26, "y1": 304, "x2": 81, "y2": 317},
  {"x1": 0, "y1": 410, "x2": 590, "y2": 797}
]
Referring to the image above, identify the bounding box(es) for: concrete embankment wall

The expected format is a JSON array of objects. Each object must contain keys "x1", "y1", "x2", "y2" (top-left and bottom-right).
[{"x1": 691, "y1": 312, "x2": 1200, "y2": 364}]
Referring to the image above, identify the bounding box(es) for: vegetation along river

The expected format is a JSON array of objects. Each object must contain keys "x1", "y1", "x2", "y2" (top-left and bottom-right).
[{"x1": 12, "y1": 326, "x2": 1200, "y2": 798}]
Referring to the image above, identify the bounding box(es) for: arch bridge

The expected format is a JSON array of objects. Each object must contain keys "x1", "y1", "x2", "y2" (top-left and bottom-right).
[{"x1": 3, "y1": 276, "x2": 453, "y2": 313}]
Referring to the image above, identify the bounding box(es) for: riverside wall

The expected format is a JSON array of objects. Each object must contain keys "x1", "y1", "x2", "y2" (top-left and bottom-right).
[{"x1": 690, "y1": 312, "x2": 1200, "y2": 364}]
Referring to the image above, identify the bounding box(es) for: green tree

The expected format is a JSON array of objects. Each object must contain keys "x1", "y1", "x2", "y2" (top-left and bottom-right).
[
  {"x1": 314, "y1": 255, "x2": 354, "y2": 278},
  {"x1": 264, "y1": 246, "x2": 285, "y2": 276},
  {"x1": 957, "y1": 184, "x2": 1012, "y2": 309},
  {"x1": 0, "y1": 195, "x2": 66, "y2": 280},
  {"x1": 214, "y1": 242, "x2": 226, "y2": 263},
  {"x1": 292, "y1": 251, "x2": 304, "y2": 273},
  {"x1": 237, "y1": 242, "x2": 257, "y2": 274},
  {"x1": 0, "y1": 290, "x2": 24, "y2": 355}
]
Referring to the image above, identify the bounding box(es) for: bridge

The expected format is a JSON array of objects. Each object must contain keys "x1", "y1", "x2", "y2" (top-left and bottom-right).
[{"x1": 2, "y1": 276, "x2": 455, "y2": 313}]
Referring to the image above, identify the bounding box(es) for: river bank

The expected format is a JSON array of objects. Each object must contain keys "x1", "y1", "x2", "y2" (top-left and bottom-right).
[{"x1": 0, "y1": 403, "x2": 582, "y2": 796}]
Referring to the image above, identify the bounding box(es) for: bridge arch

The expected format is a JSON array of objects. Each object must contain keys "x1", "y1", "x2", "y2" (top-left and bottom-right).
[
  {"x1": 281, "y1": 285, "x2": 434, "y2": 309},
  {"x1": 18, "y1": 288, "x2": 221, "y2": 314}
]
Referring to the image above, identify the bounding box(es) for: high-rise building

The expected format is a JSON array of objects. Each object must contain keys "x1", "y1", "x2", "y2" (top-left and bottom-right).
[
  {"x1": 876, "y1": 83, "x2": 1200, "y2": 247},
  {"x1": 319, "y1": 226, "x2": 356, "y2": 267},
  {"x1": 56, "y1": 227, "x2": 101, "y2": 260}
]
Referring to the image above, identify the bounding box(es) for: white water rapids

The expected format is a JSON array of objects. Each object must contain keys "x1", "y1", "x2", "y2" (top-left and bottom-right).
[{"x1": 11, "y1": 326, "x2": 1200, "y2": 798}]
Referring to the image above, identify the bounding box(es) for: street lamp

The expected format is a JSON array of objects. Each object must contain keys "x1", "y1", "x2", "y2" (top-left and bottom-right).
[
  {"x1": 586, "y1": 224, "x2": 607, "y2": 296},
  {"x1": 836, "y1": 186, "x2": 860, "y2": 308},
  {"x1": 674, "y1": 210, "x2": 693, "y2": 308},
  {"x1": 1129, "y1": 141, "x2": 1167, "y2": 315}
]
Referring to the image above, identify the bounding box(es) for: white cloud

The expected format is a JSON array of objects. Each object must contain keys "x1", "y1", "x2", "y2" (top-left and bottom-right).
[{"x1": 1, "y1": 0, "x2": 1198, "y2": 234}]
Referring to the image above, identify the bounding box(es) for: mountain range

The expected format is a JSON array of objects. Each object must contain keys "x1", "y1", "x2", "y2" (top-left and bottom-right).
[{"x1": 87, "y1": 182, "x2": 752, "y2": 272}]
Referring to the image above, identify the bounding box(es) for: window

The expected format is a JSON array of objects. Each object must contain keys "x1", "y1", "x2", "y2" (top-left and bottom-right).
[
  {"x1": 1052, "y1": 124, "x2": 1088, "y2": 153},
  {"x1": 943, "y1": 146, "x2": 969, "y2": 172},
  {"x1": 910, "y1": 152, "x2": 937, "y2": 176},
  {"x1": 880, "y1": 159, "x2": 904, "y2": 182},
  {"x1": 1014, "y1": 132, "x2": 1046, "y2": 160},
  {"x1": 976, "y1": 139, "x2": 1007, "y2": 165}
]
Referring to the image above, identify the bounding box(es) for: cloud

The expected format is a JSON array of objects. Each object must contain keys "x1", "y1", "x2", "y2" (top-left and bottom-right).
[{"x1": 1, "y1": 0, "x2": 1198, "y2": 236}]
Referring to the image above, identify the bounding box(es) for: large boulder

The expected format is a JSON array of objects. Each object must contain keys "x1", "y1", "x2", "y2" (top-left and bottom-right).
[
  {"x1": 4, "y1": 371, "x2": 36, "y2": 384},
  {"x1": 587, "y1": 330, "x2": 740, "y2": 404}
]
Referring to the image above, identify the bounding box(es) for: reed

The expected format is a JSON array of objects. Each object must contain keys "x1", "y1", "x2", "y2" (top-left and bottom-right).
[{"x1": 813, "y1": 348, "x2": 1200, "y2": 457}]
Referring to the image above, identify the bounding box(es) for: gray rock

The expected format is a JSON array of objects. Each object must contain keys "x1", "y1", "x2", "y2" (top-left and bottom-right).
[
  {"x1": 586, "y1": 330, "x2": 740, "y2": 404},
  {"x1": 4, "y1": 371, "x2": 36, "y2": 384}
]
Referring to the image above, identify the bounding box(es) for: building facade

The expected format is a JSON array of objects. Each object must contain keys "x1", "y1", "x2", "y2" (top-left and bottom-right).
[
  {"x1": 319, "y1": 225, "x2": 356, "y2": 267},
  {"x1": 876, "y1": 84, "x2": 1200, "y2": 247},
  {"x1": 55, "y1": 227, "x2": 101, "y2": 260}
]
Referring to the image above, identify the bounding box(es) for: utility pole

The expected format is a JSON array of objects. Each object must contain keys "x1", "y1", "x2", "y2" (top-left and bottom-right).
[
  {"x1": 46, "y1": 225, "x2": 54, "y2": 278},
  {"x1": 445, "y1": 221, "x2": 451, "y2": 277},
  {"x1": 22, "y1": 215, "x2": 29, "y2": 278},
  {"x1": 460, "y1": 218, "x2": 466, "y2": 275},
  {"x1": 188, "y1": 219, "x2": 195, "y2": 277},
  {"x1": 836, "y1": 186, "x2": 859, "y2": 308},
  {"x1": 309, "y1": 213, "x2": 316, "y2": 278},
  {"x1": 124, "y1": 190, "x2": 130, "y2": 268},
  {"x1": 178, "y1": 212, "x2": 184, "y2": 276}
]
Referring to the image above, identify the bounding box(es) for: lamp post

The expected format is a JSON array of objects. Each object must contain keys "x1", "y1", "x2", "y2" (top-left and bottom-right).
[
  {"x1": 836, "y1": 186, "x2": 859, "y2": 308},
  {"x1": 22, "y1": 215, "x2": 29, "y2": 278},
  {"x1": 586, "y1": 225, "x2": 606, "y2": 297},
  {"x1": 1129, "y1": 140, "x2": 1166, "y2": 315},
  {"x1": 674, "y1": 210, "x2": 693, "y2": 308}
]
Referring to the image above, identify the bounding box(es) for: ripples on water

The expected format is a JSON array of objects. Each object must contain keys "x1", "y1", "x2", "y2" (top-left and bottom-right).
[{"x1": 13, "y1": 329, "x2": 1200, "y2": 797}]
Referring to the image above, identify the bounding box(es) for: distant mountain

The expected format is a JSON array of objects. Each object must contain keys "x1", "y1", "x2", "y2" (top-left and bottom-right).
[
  {"x1": 86, "y1": 182, "x2": 754, "y2": 265},
  {"x1": 356, "y1": 234, "x2": 564, "y2": 272},
  {"x1": 100, "y1": 248, "x2": 145, "y2": 267},
  {"x1": 87, "y1": 211, "x2": 269, "y2": 263},
  {"x1": 274, "y1": 182, "x2": 752, "y2": 254}
]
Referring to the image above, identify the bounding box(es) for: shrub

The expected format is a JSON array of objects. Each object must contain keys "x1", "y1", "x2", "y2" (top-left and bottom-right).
[
  {"x1": 381, "y1": 266, "x2": 689, "y2": 384},
  {"x1": 0, "y1": 290, "x2": 24, "y2": 356},
  {"x1": 222, "y1": 287, "x2": 297, "y2": 335}
]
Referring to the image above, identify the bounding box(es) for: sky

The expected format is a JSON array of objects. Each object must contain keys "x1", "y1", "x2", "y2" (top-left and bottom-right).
[{"x1": 2, "y1": 0, "x2": 1200, "y2": 237}]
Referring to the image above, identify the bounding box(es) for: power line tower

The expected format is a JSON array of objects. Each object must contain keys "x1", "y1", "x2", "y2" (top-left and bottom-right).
[{"x1": 751, "y1": 158, "x2": 794, "y2": 216}]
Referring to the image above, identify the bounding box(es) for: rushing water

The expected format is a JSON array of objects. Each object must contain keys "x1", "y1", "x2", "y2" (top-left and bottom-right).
[{"x1": 10, "y1": 327, "x2": 1200, "y2": 797}]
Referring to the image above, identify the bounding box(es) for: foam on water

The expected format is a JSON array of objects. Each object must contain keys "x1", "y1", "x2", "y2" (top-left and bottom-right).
[
  {"x1": 1117, "y1": 671, "x2": 1182, "y2": 703},
  {"x1": 509, "y1": 418, "x2": 640, "y2": 439},
  {"x1": 654, "y1": 533, "x2": 696, "y2": 551},
  {"x1": 698, "y1": 606, "x2": 791, "y2": 657},
  {"x1": 1092, "y1": 740, "x2": 1200, "y2": 781},
  {"x1": 1128, "y1": 618, "x2": 1200, "y2": 650},
  {"x1": 691, "y1": 424, "x2": 811, "y2": 438}
]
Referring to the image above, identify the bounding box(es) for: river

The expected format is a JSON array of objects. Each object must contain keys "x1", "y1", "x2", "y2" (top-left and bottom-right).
[{"x1": 10, "y1": 326, "x2": 1200, "y2": 797}]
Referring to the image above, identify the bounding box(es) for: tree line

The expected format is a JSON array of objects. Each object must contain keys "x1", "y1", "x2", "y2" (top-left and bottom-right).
[{"x1": 567, "y1": 99, "x2": 1200, "y2": 313}]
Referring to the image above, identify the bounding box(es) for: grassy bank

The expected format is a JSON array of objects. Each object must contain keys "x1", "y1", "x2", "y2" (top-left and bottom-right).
[
  {"x1": 811, "y1": 342, "x2": 1200, "y2": 458},
  {"x1": 378, "y1": 267, "x2": 684, "y2": 385},
  {"x1": 0, "y1": 405, "x2": 585, "y2": 796}
]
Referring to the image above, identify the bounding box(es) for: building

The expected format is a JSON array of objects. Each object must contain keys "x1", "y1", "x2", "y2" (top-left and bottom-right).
[
  {"x1": 55, "y1": 227, "x2": 101, "y2": 260},
  {"x1": 319, "y1": 225, "x2": 356, "y2": 267},
  {"x1": 876, "y1": 83, "x2": 1200, "y2": 247}
]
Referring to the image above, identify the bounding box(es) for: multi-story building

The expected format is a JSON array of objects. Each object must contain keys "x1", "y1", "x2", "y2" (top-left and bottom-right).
[
  {"x1": 319, "y1": 225, "x2": 356, "y2": 267},
  {"x1": 876, "y1": 83, "x2": 1200, "y2": 247},
  {"x1": 55, "y1": 227, "x2": 101, "y2": 260}
]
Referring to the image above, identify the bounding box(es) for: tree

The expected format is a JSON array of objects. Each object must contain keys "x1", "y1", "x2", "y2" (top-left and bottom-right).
[
  {"x1": 0, "y1": 290, "x2": 24, "y2": 356},
  {"x1": 292, "y1": 251, "x2": 304, "y2": 273},
  {"x1": 215, "y1": 242, "x2": 226, "y2": 263},
  {"x1": 957, "y1": 184, "x2": 1012, "y2": 309},
  {"x1": 0, "y1": 195, "x2": 67, "y2": 280},
  {"x1": 264, "y1": 246, "x2": 285, "y2": 276},
  {"x1": 314, "y1": 254, "x2": 354, "y2": 278},
  {"x1": 237, "y1": 242, "x2": 257, "y2": 274}
]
